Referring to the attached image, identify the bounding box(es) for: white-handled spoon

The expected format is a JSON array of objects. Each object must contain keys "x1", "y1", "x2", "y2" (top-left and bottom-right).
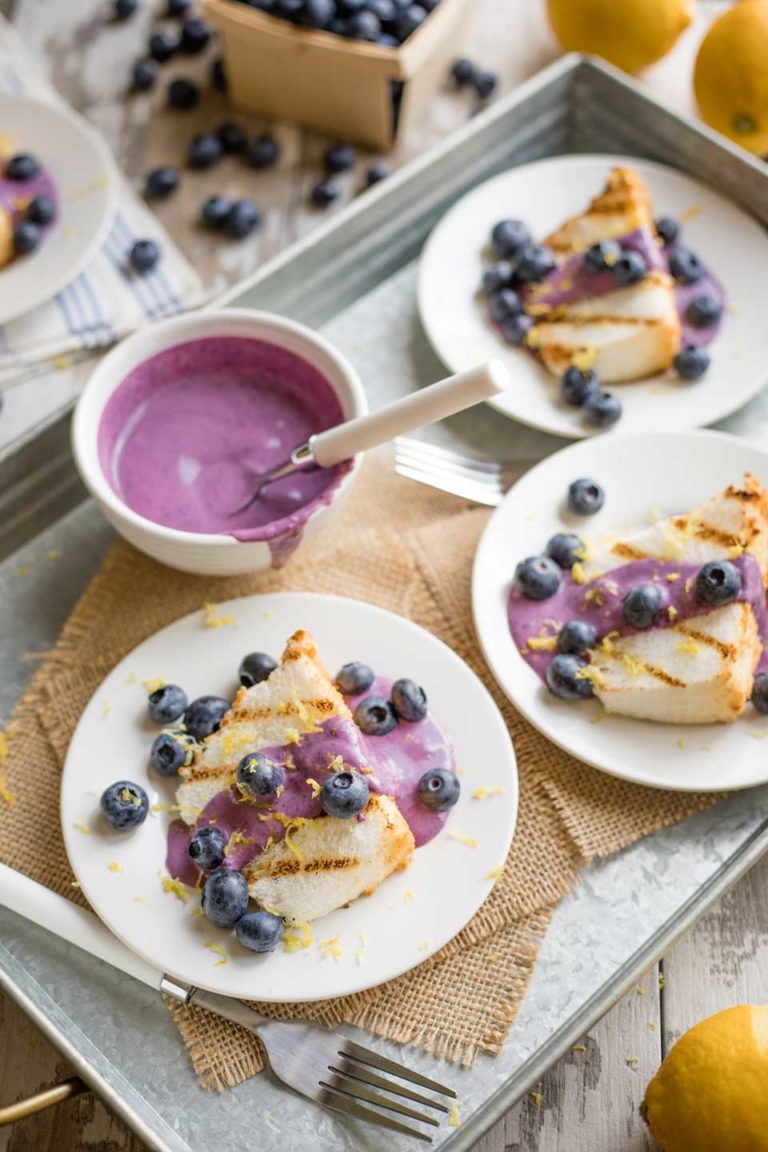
[{"x1": 232, "y1": 359, "x2": 510, "y2": 515}]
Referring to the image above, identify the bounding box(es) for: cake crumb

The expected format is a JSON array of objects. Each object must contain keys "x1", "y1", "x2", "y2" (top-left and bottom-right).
[
  {"x1": 0, "y1": 731, "x2": 14, "y2": 807},
  {"x1": 404, "y1": 891, "x2": 415, "y2": 904},
  {"x1": 530, "y1": 1090, "x2": 543, "y2": 1112},
  {"x1": 417, "y1": 938, "x2": 434, "y2": 953},
  {"x1": 133, "y1": 896, "x2": 146, "y2": 903},
  {"x1": 487, "y1": 952, "x2": 499, "y2": 966},
  {"x1": 677, "y1": 737, "x2": 686, "y2": 750},
  {"x1": 484, "y1": 867, "x2": 504, "y2": 882},
  {"x1": 102, "y1": 700, "x2": 111, "y2": 718},
  {"x1": 71, "y1": 880, "x2": 81, "y2": 889},
  {"x1": 46, "y1": 549, "x2": 62, "y2": 561},
  {"x1": 142, "y1": 676, "x2": 167, "y2": 693},
  {"x1": 107, "y1": 861, "x2": 123, "y2": 874},
  {"x1": 625, "y1": 1056, "x2": 640, "y2": 1067},
  {"x1": 205, "y1": 941, "x2": 228, "y2": 967},
  {"x1": 283, "y1": 921, "x2": 313, "y2": 953},
  {"x1": 659, "y1": 973, "x2": 666, "y2": 990},
  {"x1": 572, "y1": 1044, "x2": 586, "y2": 1052},
  {"x1": 449, "y1": 1102, "x2": 460, "y2": 1127},
  {"x1": 472, "y1": 786, "x2": 505, "y2": 799},
  {"x1": 449, "y1": 829, "x2": 478, "y2": 849},
  {"x1": 203, "y1": 602, "x2": 237, "y2": 629},
  {"x1": 74, "y1": 821, "x2": 92, "y2": 836},
  {"x1": 318, "y1": 936, "x2": 342, "y2": 961},
  {"x1": 680, "y1": 203, "x2": 703, "y2": 222},
  {"x1": 649, "y1": 1021, "x2": 657, "y2": 1031}
]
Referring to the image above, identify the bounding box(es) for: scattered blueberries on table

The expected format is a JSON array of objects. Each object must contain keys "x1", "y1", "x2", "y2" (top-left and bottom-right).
[
  {"x1": 546, "y1": 531, "x2": 585, "y2": 570},
  {"x1": 188, "y1": 825, "x2": 228, "y2": 871},
  {"x1": 150, "y1": 731, "x2": 194, "y2": 776},
  {"x1": 167, "y1": 76, "x2": 200, "y2": 109},
  {"x1": 560, "y1": 366, "x2": 600, "y2": 407},
  {"x1": 363, "y1": 162, "x2": 389, "y2": 189},
  {"x1": 472, "y1": 69, "x2": 497, "y2": 99},
  {"x1": 236, "y1": 910, "x2": 284, "y2": 953},
  {"x1": 239, "y1": 651, "x2": 278, "y2": 687},
  {"x1": 311, "y1": 178, "x2": 339, "y2": 207},
  {"x1": 201, "y1": 867, "x2": 249, "y2": 928},
  {"x1": 321, "y1": 770, "x2": 370, "y2": 818},
  {"x1": 217, "y1": 121, "x2": 248, "y2": 154},
  {"x1": 187, "y1": 132, "x2": 223, "y2": 169},
  {"x1": 236, "y1": 752, "x2": 285, "y2": 799},
  {"x1": 128, "y1": 238, "x2": 161, "y2": 273},
  {"x1": 451, "y1": 57, "x2": 474, "y2": 86},
  {"x1": 166, "y1": 0, "x2": 192, "y2": 15},
  {"x1": 226, "y1": 199, "x2": 262, "y2": 238},
  {"x1": 696, "y1": 559, "x2": 742, "y2": 607},
  {"x1": 147, "y1": 683, "x2": 188, "y2": 724},
  {"x1": 246, "y1": 133, "x2": 281, "y2": 169},
  {"x1": 114, "y1": 0, "x2": 138, "y2": 21},
  {"x1": 324, "y1": 142, "x2": 356, "y2": 174},
  {"x1": 568, "y1": 478, "x2": 605, "y2": 516},
  {"x1": 180, "y1": 16, "x2": 212, "y2": 53},
  {"x1": 100, "y1": 781, "x2": 149, "y2": 831},
  {"x1": 131, "y1": 58, "x2": 158, "y2": 91},
  {"x1": 149, "y1": 28, "x2": 180, "y2": 63},
  {"x1": 335, "y1": 661, "x2": 375, "y2": 695},
  {"x1": 584, "y1": 390, "x2": 623, "y2": 430},
  {"x1": 546, "y1": 654, "x2": 593, "y2": 701},
  {"x1": 210, "y1": 56, "x2": 227, "y2": 91},
  {"x1": 5, "y1": 153, "x2": 41, "y2": 181},
  {"x1": 622, "y1": 582, "x2": 664, "y2": 629},
  {"x1": 201, "y1": 194, "x2": 234, "y2": 229},
  {"x1": 183, "y1": 694, "x2": 230, "y2": 740},
  {"x1": 674, "y1": 346, "x2": 710, "y2": 381},
  {"x1": 514, "y1": 556, "x2": 562, "y2": 601},
  {"x1": 145, "y1": 165, "x2": 180, "y2": 200},
  {"x1": 417, "y1": 767, "x2": 460, "y2": 812}
]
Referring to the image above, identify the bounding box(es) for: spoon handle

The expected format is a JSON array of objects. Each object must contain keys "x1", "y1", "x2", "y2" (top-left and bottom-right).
[{"x1": 310, "y1": 360, "x2": 510, "y2": 470}]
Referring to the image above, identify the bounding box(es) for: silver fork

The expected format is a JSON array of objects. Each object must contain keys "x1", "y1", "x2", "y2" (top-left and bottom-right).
[
  {"x1": 393, "y1": 437, "x2": 535, "y2": 506},
  {"x1": 163, "y1": 978, "x2": 455, "y2": 1142}
]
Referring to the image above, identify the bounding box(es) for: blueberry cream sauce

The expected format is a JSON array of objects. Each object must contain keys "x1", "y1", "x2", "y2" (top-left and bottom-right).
[
  {"x1": 165, "y1": 676, "x2": 457, "y2": 886},
  {"x1": 97, "y1": 337, "x2": 352, "y2": 564}
]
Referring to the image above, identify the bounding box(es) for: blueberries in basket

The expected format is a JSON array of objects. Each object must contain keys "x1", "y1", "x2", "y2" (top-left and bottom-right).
[
  {"x1": 324, "y1": 142, "x2": 356, "y2": 174},
  {"x1": 396, "y1": 4, "x2": 427, "y2": 39},
  {"x1": 500, "y1": 314, "x2": 532, "y2": 346},
  {"x1": 167, "y1": 0, "x2": 192, "y2": 15},
  {"x1": 367, "y1": 0, "x2": 397, "y2": 21},
  {"x1": 100, "y1": 781, "x2": 149, "y2": 831},
  {"x1": 751, "y1": 673, "x2": 768, "y2": 714},
  {"x1": 353, "y1": 695, "x2": 398, "y2": 736},
  {"x1": 311, "y1": 178, "x2": 340, "y2": 207},
  {"x1": 201, "y1": 867, "x2": 249, "y2": 928},
  {"x1": 567, "y1": 478, "x2": 604, "y2": 516},
  {"x1": 346, "y1": 11, "x2": 382, "y2": 39},
  {"x1": 131, "y1": 58, "x2": 158, "y2": 91},
  {"x1": 13, "y1": 222, "x2": 41, "y2": 256},
  {"x1": 472, "y1": 70, "x2": 497, "y2": 100},
  {"x1": 246, "y1": 133, "x2": 281, "y2": 169},
  {"x1": 546, "y1": 654, "x2": 593, "y2": 700},
  {"x1": 558, "y1": 620, "x2": 597, "y2": 656},
  {"x1": 149, "y1": 29, "x2": 180, "y2": 62},
  {"x1": 686, "y1": 295, "x2": 723, "y2": 329},
  {"x1": 180, "y1": 16, "x2": 212, "y2": 53},
  {"x1": 188, "y1": 825, "x2": 228, "y2": 870},
  {"x1": 481, "y1": 261, "x2": 514, "y2": 296},
  {"x1": 26, "y1": 195, "x2": 56, "y2": 226},
  {"x1": 114, "y1": 0, "x2": 138, "y2": 21},
  {"x1": 560, "y1": 365, "x2": 600, "y2": 407},
  {"x1": 297, "y1": 0, "x2": 336, "y2": 28},
  {"x1": 490, "y1": 218, "x2": 530, "y2": 260},
  {"x1": 201, "y1": 194, "x2": 233, "y2": 230},
  {"x1": 167, "y1": 77, "x2": 200, "y2": 109},
  {"x1": 275, "y1": 0, "x2": 303, "y2": 16},
  {"x1": 674, "y1": 346, "x2": 710, "y2": 381},
  {"x1": 392, "y1": 678, "x2": 427, "y2": 722},
  {"x1": 187, "y1": 132, "x2": 223, "y2": 169},
  {"x1": 217, "y1": 121, "x2": 248, "y2": 154},
  {"x1": 210, "y1": 56, "x2": 227, "y2": 91},
  {"x1": 128, "y1": 238, "x2": 161, "y2": 274},
  {"x1": 336, "y1": 662, "x2": 375, "y2": 696},
  {"x1": 669, "y1": 247, "x2": 703, "y2": 285},
  {"x1": 514, "y1": 244, "x2": 556, "y2": 284},
  {"x1": 364, "y1": 162, "x2": 389, "y2": 189},
  {"x1": 150, "y1": 731, "x2": 194, "y2": 777},
  {"x1": 417, "y1": 767, "x2": 460, "y2": 812},
  {"x1": 452, "y1": 57, "x2": 474, "y2": 87},
  {"x1": 239, "y1": 651, "x2": 278, "y2": 688},
  {"x1": 184, "y1": 695, "x2": 230, "y2": 741},
  {"x1": 546, "y1": 532, "x2": 585, "y2": 570},
  {"x1": 655, "y1": 216, "x2": 679, "y2": 246},
  {"x1": 623, "y1": 583, "x2": 664, "y2": 629},
  {"x1": 583, "y1": 239, "x2": 621, "y2": 275},
  {"x1": 584, "y1": 390, "x2": 622, "y2": 429},
  {"x1": 514, "y1": 556, "x2": 561, "y2": 601},
  {"x1": 236, "y1": 752, "x2": 284, "y2": 799},
  {"x1": 696, "y1": 560, "x2": 742, "y2": 607},
  {"x1": 145, "y1": 165, "x2": 179, "y2": 200},
  {"x1": 5, "y1": 153, "x2": 40, "y2": 182},
  {"x1": 226, "y1": 199, "x2": 262, "y2": 239},
  {"x1": 611, "y1": 251, "x2": 647, "y2": 287},
  {"x1": 322, "y1": 770, "x2": 370, "y2": 818},
  {"x1": 148, "y1": 683, "x2": 188, "y2": 725},
  {"x1": 237, "y1": 909, "x2": 284, "y2": 952}
]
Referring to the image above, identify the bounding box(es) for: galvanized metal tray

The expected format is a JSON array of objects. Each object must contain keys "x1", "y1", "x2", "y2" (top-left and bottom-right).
[{"x1": 3, "y1": 55, "x2": 768, "y2": 1152}]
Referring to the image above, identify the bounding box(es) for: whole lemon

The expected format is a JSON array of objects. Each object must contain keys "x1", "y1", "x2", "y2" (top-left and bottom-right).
[
  {"x1": 644, "y1": 1005, "x2": 768, "y2": 1152},
  {"x1": 694, "y1": 0, "x2": 768, "y2": 156},
  {"x1": 547, "y1": 0, "x2": 694, "y2": 73}
]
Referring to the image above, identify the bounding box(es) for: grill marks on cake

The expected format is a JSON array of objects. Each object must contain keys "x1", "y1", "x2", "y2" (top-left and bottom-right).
[{"x1": 254, "y1": 854, "x2": 360, "y2": 879}]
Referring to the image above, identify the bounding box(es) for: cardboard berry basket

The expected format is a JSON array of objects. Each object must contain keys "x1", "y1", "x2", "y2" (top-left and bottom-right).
[{"x1": 203, "y1": 0, "x2": 474, "y2": 150}]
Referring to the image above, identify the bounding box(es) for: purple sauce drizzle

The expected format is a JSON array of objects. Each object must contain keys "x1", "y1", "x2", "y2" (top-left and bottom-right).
[
  {"x1": 508, "y1": 554, "x2": 768, "y2": 684},
  {"x1": 166, "y1": 676, "x2": 457, "y2": 885},
  {"x1": 97, "y1": 336, "x2": 352, "y2": 564},
  {"x1": 0, "y1": 157, "x2": 58, "y2": 263}
]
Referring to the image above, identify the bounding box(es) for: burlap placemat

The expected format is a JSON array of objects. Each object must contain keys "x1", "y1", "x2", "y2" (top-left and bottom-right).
[{"x1": 0, "y1": 454, "x2": 723, "y2": 1089}]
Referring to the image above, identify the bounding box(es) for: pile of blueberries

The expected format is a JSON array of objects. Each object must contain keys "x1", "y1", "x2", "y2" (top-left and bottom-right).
[
  {"x1": 2, "y1": 154, "x2": 57, "y2": 259},
  {"x1": 98, "y1": 648, "x2": 459, "y2": 954},
  {"x1": 229, "y1": 0, "x2": 441, "y2": 46}
]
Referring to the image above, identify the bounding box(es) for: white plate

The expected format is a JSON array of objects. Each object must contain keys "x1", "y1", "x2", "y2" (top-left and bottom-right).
[
  {"x1": 418, "y1": 154, "x2": 768, "y2": 440},
  {"x1": 473, "y1": 430, "x2": 768, "y2": 792},
  {"x1": 61, "y1": 593, "x2": 517, "y2": 1001},
  {"x1": 0, "y1": 97, "x2": 118, "y2": 323}
]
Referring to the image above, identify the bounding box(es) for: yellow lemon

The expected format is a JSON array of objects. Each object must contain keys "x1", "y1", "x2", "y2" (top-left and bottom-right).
[
  {"x1": 547, "y1": 0, "x2": 693, "y2": 74},
  {"x1": 694, "y1": 0, "x2": 768, "y2": 156},
  {"x1": 644, "y1": 1005, "x2": 768, "y2": 1152}
]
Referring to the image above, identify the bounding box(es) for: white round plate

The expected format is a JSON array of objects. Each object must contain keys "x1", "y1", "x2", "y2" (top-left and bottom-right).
[
  {"x1": 418, "y1": 154, "x2": 768, "y2": 439},
  {"x1": 473, "y1": 430, "x2": 768, "y2": 792},
  {"x1": 1, "y1": 97, "x2": 118, "y2": 323},
  {"x1": 62, "y1": 593, "x2": 517, "y2": 1001}
]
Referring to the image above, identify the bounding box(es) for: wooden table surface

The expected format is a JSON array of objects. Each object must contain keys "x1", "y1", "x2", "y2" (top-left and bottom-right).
[{"x1": 3, "y1": 2, "x2": 766, "y2": 1151}]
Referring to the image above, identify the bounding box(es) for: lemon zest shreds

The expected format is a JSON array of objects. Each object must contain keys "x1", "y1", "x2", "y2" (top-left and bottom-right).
[
  {"x1": 318, "y1": 936, "x2": 342, "y2": 961},
  {"x1": 75, "y1": 821, "x2": 92, "y2": 835},
  {"x1": 572, "y1": 1044, "x2": 586, "y2": 1052},
  {"x1": 526, "y1": 635, "x2": 557, "y2": 652},
  {"x1": 203, "y1": 602, "x2": 237, "y2": 629},
  {"x1": 143, "y1": 676, "x2": 167, "y2": 693},
  {"x1": 0, "y1": 733, "x2": 14, "y2": 806},
  {"x1": 205, "y1": 941, "x2": 229, "y2": 967},
  {"x1": 484, "y1": 866, "x2": 504, "y2": 882},
  {"x1": 472, "y1": 786, "x2": 505, "y2": 799},
  {"x1": 530, "y1": 1091, "x2": 543, "y2": 1112},
  {"x1": 161, "y1": 874, "x2": 190, "y2": 904},
  {"x1": 305, "y1": 777, "x2": 322, "y2": 799},
  {"x1": 404, "y1": 891, "x2": 415, "y2": 904},
  {"x1": 107, "y1": 861, "x2": 123, "y2": 874},
  {"x1": 449, "y1": 1103, "x2": 460, "y2": 1127},
  {"x1": 283, "y1": 921, "x2": 313, "y2": 952},
  {"x1": 449, "y1": 829, "x2": 478, "y2": 848}
]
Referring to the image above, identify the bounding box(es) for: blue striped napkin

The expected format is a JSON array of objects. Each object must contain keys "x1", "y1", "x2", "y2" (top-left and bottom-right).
[{"x1": 0, "y1": 18, "x2": 204, "y2": 390}]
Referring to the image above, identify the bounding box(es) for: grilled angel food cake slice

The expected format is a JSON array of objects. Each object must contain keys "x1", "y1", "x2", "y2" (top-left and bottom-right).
[
  {"x1": 544, "y1": 166, "x2": 654, "y2": 258},
  {"x1": 0, "y1": 206, "x2": 13, "y2": 269},
  {"x1": 247, "y1": 794, "x2": 414, "y2": 924}
]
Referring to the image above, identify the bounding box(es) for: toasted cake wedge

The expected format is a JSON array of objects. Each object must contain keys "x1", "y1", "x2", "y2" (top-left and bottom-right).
[
  {"x1": 0, "y1": 206, "x2": 13, "y2": 269},
  {"x1": 246, "y1": 794, "x2": 414, "y2": 924},
  {"x1": 544, "y1": 166, "x2": 655, "y2": 257}
]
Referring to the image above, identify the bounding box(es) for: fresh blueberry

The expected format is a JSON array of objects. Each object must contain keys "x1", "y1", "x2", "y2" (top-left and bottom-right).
[
  {"x1": 567, "y1": 478, "x2": 605, "y2": 516},
  {"x1": 188, "y1": 825, "x2": 227, "y2": 870},
  {"x1": 481, "y1": 261, "x2": 514, "y2": 295},
  {"x1": 236, "y1": 909, "x2": 284, "y2": 952},
  {"x1": 25, "y1": 195, "x2": 56, "y2": 226},
  {"x1": 149, "y1": 29, "x2": 179, "y2": 62},
  {"x1": 167, "y1": 77, "x2": 200, "y2": 109},
  {"x1": 558, "y1": 620, "x2": 597, "y2": 656},
  {"x1": 353, "y1": 695, "x2": 397, "y2": 736},
  {"x1": 346, "y1": 11, "x2": 381, "y2": 36},
  {"x1": 148, "y1": 683, "x2": 188, "y2": 724},
  {"x1": 114, "y1": 0, "x2": 138, "y2": 20},
  {"x1": 514, "y1": 244, "x2": 557, "y2": 283},
  {"x1": 490, "y1": 219, "x2": 530, "y2": 260},
  {"x1": 239, "y1": 651, "x2": 277, "y2": 688},
  {"x1": 611, "y1": 251, "x2": 647, "y2": 287},
  {"x1": 489, "y1": 287, "x2": 523, "y2": 323},
  {"x1": 166, "y1": 0, "x2": 192, "y2": 15},
  {"x1": 201, "y1": 868, "x2": 248, "y2": 928},
  {"x1": 324, "y1": 142, "x2": 356, "y2": 174},
  {"x1": 472, "y1": 70, "x2": 497, "y2": 99},
  {"x1": 546, "y1": 654, "x2": 593, "y2": 700},
  {"x1": 396, "y1": 3, "x2": 426, "y2": 38},
  {"x1": 696, "y1": 560, "x2": 742, "y2": 606},
  {"x1": 686, "y1": 295, "x2": 723, "y2": 329},
  {"x1": 226, "y1": 199, "x2": 262, "y2": 238},
  {"x1": 100, "y1": 781, "x2": 149, "y2": 830},
  {"x1": 452, "y1": 57, "x2": 474, "y2": 86},
  {"x1": 560, "y1": 366, "x2": 600, "y2": 407},
  {"x1": 128, "y1": 238, "x2": 160, "y2": 273},
  {"x1": 514, "y1": 556, "x2": 561, "y2": 601},
  {"x1": 417, "y1": 767, "x2": 460, "y2": 811},
  {"x1": 546, "y1": 532, "x2": 585, "y2": 570},
  {"x1": 622, "y1": 583, "x2": 664, "y2": 629},
  {"x1": 655, "y1": 216, "x2": 679, "y2": 246},
  {"x1": 584, "y1": 390, "x2": 622, "y2": 429},
  {"x1": 13, "y1": 222, "x2": 41, "y2": 256},
  {"x1": 5, "y1": 153, "x2": 40, "y2": 182},
  {"x1": 275, "y1": 0, "x2": 302, "y2": 16},
  {"x1": 391, "y1": 678, "x2": 427, "y2": 722},
  {"x1": 583, "y1": 239, "x2": 621, "y2": 275},
  {"x1": 246, "y1": 133, "x2": 281, "y2": 169},
  {"x1": 367, "y1": 0, "x2": 396, "y2": 20},
  {"x1": 145, "y1": 165, "x2": 179, "y2": 199},
  {"x1": 751, "y1": 673, "x2": 768, "y2": 714},
  {"x1": 201, "y1": 194, "x2": 233, "y2": 229},
  {"x1": 236, "y1": 752, "x2": 284, "y2": 799},
  {"x1": 210, "y1": 56, "x2": 227, "y2": 91},
  {"x1": 187, "y1": 133, "x2": 223, "y2": 169},
  {"x1": 150, "y1": 731, "x2": 194, "y2": 776},
  {"x1": 500, "y1": 314, "x2": 532, "y2": 346},
  {"x1": 297, "y1": 0, "x2": 335, "y2": 27},
  {"x1": 376, "y1": 31, "x2": 400, "y2": 46},
  {"x1": 311, "y1": 178, "x2": 339, "y2": 207},
  {"x1": 184, "y1": 695, "x2": 230, "y2": 740},
  {"x1": 669, "y1": 247, "x2": 703, "y2": 285},
  {"x1": 674, "y1": 346, "x2": 710, "y2": 381},
  {"x1": 322, "y1": 770, "x2": 370, "y2": 817},
  {"x1": 180, "y1": 16, "x2": 212, "y2": 53},
  {"x1": 364, "y1": 162, "x2": 389, "y2": 189},
  {"x1": 131, "y1": 58, "x2": 158, "y2": 91},
  {"x1": 336, "y1": 662, "x2": 375, "y2": 695}
]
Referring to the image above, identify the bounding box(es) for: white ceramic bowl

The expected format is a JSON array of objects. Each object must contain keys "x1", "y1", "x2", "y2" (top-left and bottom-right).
[{"x1": 72, "y1": 310, "x2": 367, "y2": 575}]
